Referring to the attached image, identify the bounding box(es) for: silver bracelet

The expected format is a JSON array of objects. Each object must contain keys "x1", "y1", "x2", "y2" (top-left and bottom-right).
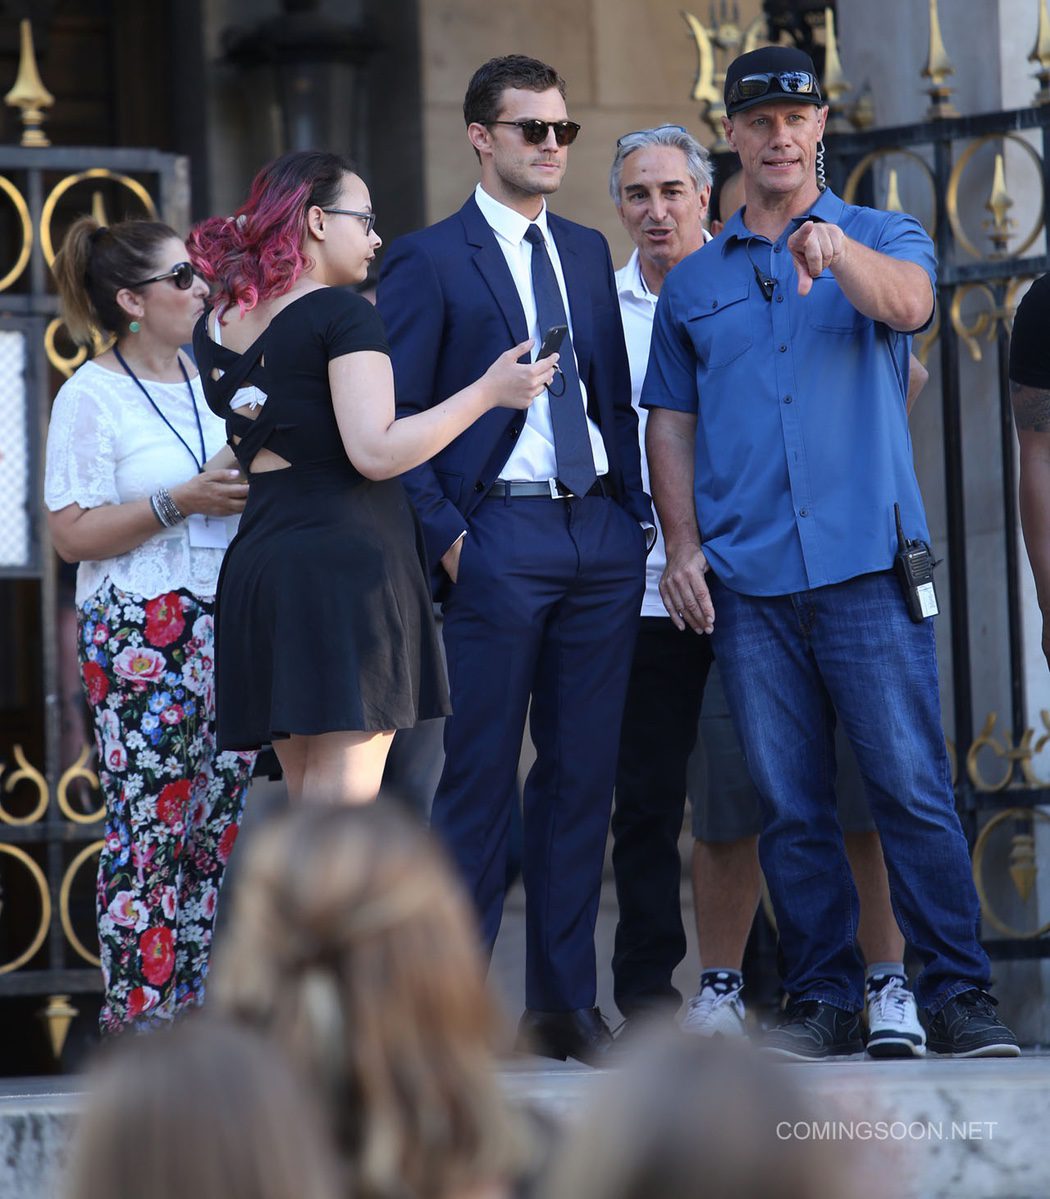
[{"x1": 150, "y1": 487, "x2": 186, "y2": 528}]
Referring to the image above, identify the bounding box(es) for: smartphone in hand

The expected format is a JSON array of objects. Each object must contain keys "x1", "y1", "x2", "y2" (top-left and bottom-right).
[{"x1": 537, "y1": 324, "x2": 568, "y2": 359}]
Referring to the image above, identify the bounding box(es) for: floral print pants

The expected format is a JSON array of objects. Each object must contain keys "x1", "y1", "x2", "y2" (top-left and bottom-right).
[{"x1": 78, "y1": 582, "x2": 255, "y2": 1035}]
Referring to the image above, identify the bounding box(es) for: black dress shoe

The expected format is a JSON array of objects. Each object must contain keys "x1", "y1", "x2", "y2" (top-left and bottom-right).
[{"x1": 516, "y1": 1007, "x2": 615, "y2": 1066}]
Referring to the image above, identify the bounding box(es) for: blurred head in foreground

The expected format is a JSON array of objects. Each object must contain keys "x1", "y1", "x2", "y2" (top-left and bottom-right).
[
  {"x1": 539, "y1": 1030, "x2": 859, "y2": 1199},
  {"x1": 66, "y1": 1018, "x2": 341, "y2": 1199},
  {"x1": 212, "y1": 803, "x2": 528, "y2": 1199}
]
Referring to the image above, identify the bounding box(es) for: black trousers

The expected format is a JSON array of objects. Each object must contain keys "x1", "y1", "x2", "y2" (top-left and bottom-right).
[{"x1": 611, "y1": 617, "x2": 713, "y2": 1016}]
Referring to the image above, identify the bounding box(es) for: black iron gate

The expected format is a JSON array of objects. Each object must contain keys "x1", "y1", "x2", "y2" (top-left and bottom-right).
[
  {"x1": 682, "y1": 2, "x2": 1050, "y2": 976},
  {"x1": 825, "y1": 105, "x2": 1050, "y2": 960}
]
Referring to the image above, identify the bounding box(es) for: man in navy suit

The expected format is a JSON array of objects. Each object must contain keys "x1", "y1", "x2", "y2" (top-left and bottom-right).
[{"x1": 377, "y1": 54, "x2": 650, "y2": 1064}]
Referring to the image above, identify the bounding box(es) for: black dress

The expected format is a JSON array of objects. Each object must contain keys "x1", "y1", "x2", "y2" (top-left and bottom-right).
[{"x1": 193, "y1": 287, "x2": 450, "y2": 751}]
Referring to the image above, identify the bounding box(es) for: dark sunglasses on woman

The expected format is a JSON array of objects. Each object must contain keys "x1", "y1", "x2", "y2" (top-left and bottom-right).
[{"x1": 131, "y1": 261, "x2": 197, "y2": 290}]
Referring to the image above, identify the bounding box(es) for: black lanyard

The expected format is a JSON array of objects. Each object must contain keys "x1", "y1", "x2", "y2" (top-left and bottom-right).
[{"x1": 113, "y1": 347, "x2": 207, "y2": 473}]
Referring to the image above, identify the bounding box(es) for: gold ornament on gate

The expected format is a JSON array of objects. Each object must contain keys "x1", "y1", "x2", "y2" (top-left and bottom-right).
[
  {"x1": 57, "y1": 743, "x2": 103, "y2": 824},
  {"x1": 3, "y1": 19, "x2": 54, "y2": 148},
  {"x1": 60, "y1": 841, "x2": 103, "y2": 967},
  {"x1": 0, "y1": 744, "x2": 49, "y2": 825},
  {"x1": 972, "y1": 808, "x2": 1050, "y2": 938},
  {"x1": 40, "y1": 994, "x2": 79, "y2": 1060},
  {"x1": 947, "y1": 134, "x2": 1044, "y2": 262},
  {"x1": 682, "y1": 5, "x2": 766, "y2": 152},
  {"x1": 821, "y1": 7, "x2": 870, "y2": 133},
  {"x1": 0, "y1": 844, "x2": 51, "y2": 974},
  {"x1": 1031, "y1": 0, "x2": 1050, "y2": 106},
  {"x1": 922, "y1": 0, "x2": 958, "y2": 119}
]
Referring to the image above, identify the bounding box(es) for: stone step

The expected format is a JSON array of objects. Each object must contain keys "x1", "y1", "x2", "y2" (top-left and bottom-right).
[
  {"x1": 504, "y1": 1053, "x2": 1050, "y2": 1199},
  {"x1": 4, "y1": 1056, "x2": 1048, "y2": 1199}
]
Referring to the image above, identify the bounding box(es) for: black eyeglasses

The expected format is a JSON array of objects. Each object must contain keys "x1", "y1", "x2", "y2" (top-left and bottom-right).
[
  {"x1": 726, "y1": 71, "x2": 821, "y2": 110},
  {"x1": 616, "y1": 123, "x2": 687, "y2": 148},
  {"x1": 486, "y1": 119, "x2": 581, "y2": 147},
  {"x1": 322, "y1": 208, "x2": 377, "y2": 235},
  {"x1": 131, "y1": 261, "x2": 196, "y2": 290}
]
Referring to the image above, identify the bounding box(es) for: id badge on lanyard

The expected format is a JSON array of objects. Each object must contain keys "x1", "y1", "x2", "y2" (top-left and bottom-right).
[{"x1": 187, "y1": 513, "x2": 231, "y2": 549}]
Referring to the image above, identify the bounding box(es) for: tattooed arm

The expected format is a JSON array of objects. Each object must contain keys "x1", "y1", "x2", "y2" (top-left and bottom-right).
[{"x1": 1011, "y1": 379, "x2": 1050, "y2": 668}]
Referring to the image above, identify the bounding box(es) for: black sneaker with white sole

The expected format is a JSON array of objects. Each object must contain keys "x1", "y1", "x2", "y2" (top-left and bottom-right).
[
  {"x1": 925, "y1": 989, "x2": 1021, "y2": 1058},
  {"x1": 764, "y1": 999, "x2": 864, "y2": 1060}
]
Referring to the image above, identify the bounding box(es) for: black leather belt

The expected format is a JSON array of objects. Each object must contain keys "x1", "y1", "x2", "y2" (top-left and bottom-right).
[{"x1": 485, "y1": 477, "x2": 607, "y2": 500}]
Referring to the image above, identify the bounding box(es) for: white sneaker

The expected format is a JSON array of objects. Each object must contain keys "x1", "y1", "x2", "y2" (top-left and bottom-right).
[
  {"x1": 865, "y1": 974, "x2": 926, "y2": 1058},
  {"x1": 681, "y1": 981, "x2": 747, "y2": 1037}
]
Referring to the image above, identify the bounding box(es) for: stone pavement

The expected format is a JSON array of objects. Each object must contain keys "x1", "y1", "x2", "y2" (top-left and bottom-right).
[
  {"x1": 500, "y1": 1054, "x2": 1050, "y2": 1199},
  {"x1": 3, "y1": 1054, "x2": 1049, "y2": 1199},
  {"x1": 6, "y1": 778, "x2": 1041, "y2": 1199}
]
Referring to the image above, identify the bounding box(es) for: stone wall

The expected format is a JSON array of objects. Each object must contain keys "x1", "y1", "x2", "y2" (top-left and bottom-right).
[{"x1": 418, "y1": 0, "x2": 764, "y2": 261}]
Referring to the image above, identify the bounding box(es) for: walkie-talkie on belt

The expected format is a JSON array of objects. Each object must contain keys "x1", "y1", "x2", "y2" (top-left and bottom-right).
[{"x1": 893, "y1": 503, "x2": 938, "y2": 622}]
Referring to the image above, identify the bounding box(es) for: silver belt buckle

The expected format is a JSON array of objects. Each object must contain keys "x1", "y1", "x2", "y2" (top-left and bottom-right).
[{"x1": 548, "y1": 478, "x2": 568, "y2": 499}]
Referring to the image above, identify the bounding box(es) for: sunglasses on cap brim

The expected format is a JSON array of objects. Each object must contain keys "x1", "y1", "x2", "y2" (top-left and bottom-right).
[{"x1": 726, "y1": 71, "x2": 821, "y2": 111}]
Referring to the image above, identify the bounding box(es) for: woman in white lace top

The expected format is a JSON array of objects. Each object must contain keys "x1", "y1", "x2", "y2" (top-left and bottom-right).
[{"x1": 44, "y1": 216, "x2": 256, "y2": 1035}]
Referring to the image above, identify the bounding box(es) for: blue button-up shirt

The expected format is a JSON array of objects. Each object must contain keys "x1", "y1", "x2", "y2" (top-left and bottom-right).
[{"x1": 641, "y1": 188, "x2": 936, "y2": 597}]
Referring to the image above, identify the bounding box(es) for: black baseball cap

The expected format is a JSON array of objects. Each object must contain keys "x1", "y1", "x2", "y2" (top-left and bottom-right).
[{"x1": 723, "y1": 46, "x2": 824, "y2": 117}]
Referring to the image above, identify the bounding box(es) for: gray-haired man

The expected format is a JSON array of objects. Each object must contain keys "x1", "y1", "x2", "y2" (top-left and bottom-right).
[{"x1": 609, "y1": 124, "x2": 716, "y2": 1029}]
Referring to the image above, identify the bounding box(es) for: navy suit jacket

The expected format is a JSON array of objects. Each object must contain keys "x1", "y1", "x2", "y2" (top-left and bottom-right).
[{"x1": 376, "y1": 194, "x2": 651, "y2": 594}]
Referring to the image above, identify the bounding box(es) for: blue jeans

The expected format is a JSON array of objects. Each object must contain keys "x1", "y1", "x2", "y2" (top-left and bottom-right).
[{"x1": 709, "y1": 570, "x2": 989, "y2": 1015}]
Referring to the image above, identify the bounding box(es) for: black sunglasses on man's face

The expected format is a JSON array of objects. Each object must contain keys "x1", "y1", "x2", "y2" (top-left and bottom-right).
[{"x1": 486, "y1": 119, "x2": 581, "y2": 147}]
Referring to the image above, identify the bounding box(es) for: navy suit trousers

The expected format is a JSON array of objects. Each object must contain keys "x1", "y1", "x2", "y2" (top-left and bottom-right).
[{"x1": 432, "y1": 491, "x2": 645, "y2": 1011}]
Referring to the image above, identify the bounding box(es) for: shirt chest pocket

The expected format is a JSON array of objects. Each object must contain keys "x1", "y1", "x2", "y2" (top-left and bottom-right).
[
  {"x1": 684, "y1": 282, "x2": 752, "y2": 369},
  {"x1": 806, "y1": 274, "x2": 864, "y2": 333}
]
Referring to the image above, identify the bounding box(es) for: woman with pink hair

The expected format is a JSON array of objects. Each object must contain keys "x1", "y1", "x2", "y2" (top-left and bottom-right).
[{"x1": 189, "y1": 152, "x2": 556, "y2": 803}]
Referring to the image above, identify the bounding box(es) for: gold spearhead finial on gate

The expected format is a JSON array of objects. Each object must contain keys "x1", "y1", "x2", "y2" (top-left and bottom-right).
[
  {"x1": 885, "y1": 169, "x2": 903, "y2": 213},
  {"x1": 684, "y1": 10, "x2": 717, "y2": 107},
  {"x1": 984, "y1": 152, "x2": 1015, "y2": 255},
  {"x1": 1030, "y1": 0, "x2": 1050, "y2": 105},
  {"x1": 922, "y1": 0, "x2": 958, "y2": 119},
  {"x1": 40, "y1": 995, "x2": 78, "y2": 1059},
  {"x1": 849, "y1": 82, "x2": 876, "y2": 131},
  {"x1": 822, "y1": 7, "x2": 854, "y2": 134},
  {"x1": 682, "y1": 8, "x2": 767, "y2": 153},
  {"x1": 1008, "y1": 834, "x2": 1038, "y2": 903},
  {"x1": 4, "y1": 19, "x2": 54, "y2": 148},
  {"x1": 822, "y1": 7, "x2": 851, "y2": 106}
]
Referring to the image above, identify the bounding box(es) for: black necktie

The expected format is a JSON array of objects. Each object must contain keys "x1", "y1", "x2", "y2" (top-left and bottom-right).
[{"x1": 524, "y1": 223, "x2": 597, "y2": 497}]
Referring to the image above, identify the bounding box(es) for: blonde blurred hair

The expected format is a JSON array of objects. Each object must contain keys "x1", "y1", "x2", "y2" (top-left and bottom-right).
[
  {"x1": 539, "y1": 1030, "x2": 860, "y2": 1199},
  {"x1": 213, "y1": 804, "x2": 526, "y2": 1199},
  {"x1": 66, "y1": 1018, "x2": 342, "y2": 1199}
]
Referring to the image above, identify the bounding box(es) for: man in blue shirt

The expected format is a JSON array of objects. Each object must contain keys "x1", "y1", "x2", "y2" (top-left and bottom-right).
[{"x1": 642, "y1": 44, "x2": 1019, "y2": 1059}]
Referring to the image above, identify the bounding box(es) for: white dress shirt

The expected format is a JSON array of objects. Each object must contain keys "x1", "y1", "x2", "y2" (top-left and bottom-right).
[
  {"x1": 473, "y1": 184, "x2": 608, "y2": 482},
  {"x1": 616, "y1": 237, "x2": 710, "y2": 617}
]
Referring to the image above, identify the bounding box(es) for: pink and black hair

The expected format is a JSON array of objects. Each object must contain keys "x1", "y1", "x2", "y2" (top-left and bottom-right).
[{"x1": 188, "y1": 151, "x2": 355, "y2": 315}]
